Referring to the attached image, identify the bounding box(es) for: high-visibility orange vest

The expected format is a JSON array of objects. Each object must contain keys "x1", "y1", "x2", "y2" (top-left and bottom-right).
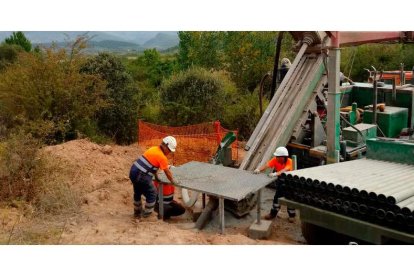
[{"x1": 153, "y1": 180, "x2": 175, "y2": 204}]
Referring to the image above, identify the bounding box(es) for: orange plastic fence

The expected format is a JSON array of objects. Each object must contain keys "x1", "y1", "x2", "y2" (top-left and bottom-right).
[{"x1": 138, "y1": 120, "x2": 238, "y2": 165}]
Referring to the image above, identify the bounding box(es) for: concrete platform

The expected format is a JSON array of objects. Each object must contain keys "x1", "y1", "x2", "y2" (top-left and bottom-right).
[{"x1": 248, "y1": 220, "x2": 272, "y2": 240}]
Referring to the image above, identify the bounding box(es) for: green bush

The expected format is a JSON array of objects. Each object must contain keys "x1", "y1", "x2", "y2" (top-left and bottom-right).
[
  {"x1": 160, "y1": 67, "x2": 235, "y2": 126},
  {"x1": 221, "y1": 91, "x2": 262, "y2": 140}
]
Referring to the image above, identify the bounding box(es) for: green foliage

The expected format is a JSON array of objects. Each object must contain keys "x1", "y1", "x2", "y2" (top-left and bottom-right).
[
  {"x1": 127, "y1": 48, "x2": 178, "y2": 87},
  {"x1": 341, "y1": 44, "x2": 414, "y2": 82},
  {"x1": 4, "y1": 31, "x2": 32, "y2": 52},
  {"x1": 0, "y1": 39, "x2": 108, "y2": 144},
  {"x1": 177, "y1": 31, "x2": 224, "y2": 70},
  {"x1": 222, "y1": 32, "x2": 278, "y2": 91},
  {"x1": 221, "y1": 90, "x2": 262, "y2": 139},
  {"x1": 160, "y1": 67, "x2": 235, "y2": 126},
  {"x1": 177, "y1": 31, "x2": 294, "y2": 92},
  {"x1": 124, "y1": 49, "x2": 179, "y2": 125},
  {"x1": 0, "y1": 44, "x2": 22, "y2": 71},
  {"x1": 80, "y1": 52, "x2": 138, "y2": 144}
]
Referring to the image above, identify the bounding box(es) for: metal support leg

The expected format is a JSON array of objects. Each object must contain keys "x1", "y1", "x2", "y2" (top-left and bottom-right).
[
  {"x1": 158, "y1": 182, "x2": 164, "y2": 220},
  {"x1": 219, "y1": 197, "x2": 225, "y2": 234},
  {"x1": 327, "y1": 43, "x2": 341, "y2": 164},
  {"x1": 202, "y1": 193, "x2": 206, "y2": 209},
  {"x1": 256, "y1": 189, "x2": 262, "y2": 225}
]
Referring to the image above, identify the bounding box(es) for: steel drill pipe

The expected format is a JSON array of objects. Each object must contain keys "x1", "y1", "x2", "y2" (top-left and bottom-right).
[
  {"x1": 397, "y1": 196, "x2": 414, "y2": 215},
  {"x1": 342, "y1": 186, "x2": 352, "y2": 196},
  {"x1": 392, "y1": 205, "x2": 402, "y2": 214},
  {"x1": 387, "y1": 188, "x2": 414, "y2": 205},
  {"x1": 385, "y1": 211, "x2": 396, "y2": 223},
  {"x1": 242, "y1": 42, "x2": 309, "y2": 158},
  {"x1": 350, "y1": 201, "x2": 360, "y2": 213},
  {"x1": 395, "y1": 213, "x2": 406, "y2": 225},
  {"x1": 352, "y1": 170, "x2": 414, "y2": 197},
  {"x1": 327, "y1": 183, "x2": 336, "y2": 193},
  {"x1": 402, "y1": 201, "x2": 414, "y2": 216},
  {"x1": 312, "y1": 179, "x2": 320, "y2": 190},
  {"x1": 370, "y1": 180, "x2": 414, "y2": 203},
  {"x1": 376, "y1": 209, "x2": 387, "y2": 220},
  {"x1": 358, "y1": 204, "x2": 368, "y2": 215}
]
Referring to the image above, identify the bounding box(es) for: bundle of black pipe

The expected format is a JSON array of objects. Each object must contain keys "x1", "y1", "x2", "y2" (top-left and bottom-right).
[{"x1": 280, "y1": 172, "x2": 414, "y2": 234}]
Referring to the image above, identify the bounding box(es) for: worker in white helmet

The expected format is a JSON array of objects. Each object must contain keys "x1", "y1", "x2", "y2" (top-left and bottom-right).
[
  {"x1": 129, "y1": 136, "x2": 182, "y2": 219},
  {"x1": 280, "y1": 58, "x2": 291, "y2": 82},
  {"x1": 253, "y1": 146, "x2": 296, "y2": 222}
]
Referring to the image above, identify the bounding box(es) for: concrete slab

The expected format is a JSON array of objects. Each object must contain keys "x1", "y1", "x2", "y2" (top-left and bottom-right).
[{"x1": 248, "y1": 220, "x2": 272, "y2": 240}]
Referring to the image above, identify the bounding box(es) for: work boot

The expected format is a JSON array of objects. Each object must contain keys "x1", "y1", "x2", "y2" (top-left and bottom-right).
[
  {"x1": 142, "y1": 209, "x2": 153, "y2": 218},
  {"x1": 264, "y1": 210, "x2": 277, "y2": 220},
  {"x1": 134, "y1": 209, "x2": 142, "y2": 219}
]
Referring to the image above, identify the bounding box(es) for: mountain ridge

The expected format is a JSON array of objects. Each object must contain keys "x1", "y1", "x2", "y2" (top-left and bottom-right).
[{"x1": 0, "y1": 31, "x2": 179, "y2": 52}]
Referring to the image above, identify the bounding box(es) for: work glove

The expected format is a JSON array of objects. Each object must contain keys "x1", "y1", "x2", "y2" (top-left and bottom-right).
[
  {"x1": 172, "y1": 179, "x2": 181, "y2": 186},
  {"x1": 253, "y1": 169, "x2": 261, "y2": 174},
  {"x1": 268, "y1": 172, "x2": 278, "y2": 178},
  {"x1": 168, "y1": 165, "x2": 176, "y2": 169}
]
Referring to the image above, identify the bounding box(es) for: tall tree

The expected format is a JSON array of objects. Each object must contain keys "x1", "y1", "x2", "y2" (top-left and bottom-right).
[
  {"x1": 5, "y1": 31, "x2": 32, "y2": 52},
  {"x1": 177, "y1": 31, "x2": 224, "y2": 70},
  {"x1": 81, "y1": 53, "x2": 138, "y2": 144}
]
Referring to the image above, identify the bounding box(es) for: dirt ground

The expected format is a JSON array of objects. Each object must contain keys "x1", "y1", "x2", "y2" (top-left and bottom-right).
[{"x1": 1, "y1": 139, "x2": 306, "y2": 245}]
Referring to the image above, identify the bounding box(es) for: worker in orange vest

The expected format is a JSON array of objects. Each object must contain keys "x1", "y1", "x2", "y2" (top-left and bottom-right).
[
  {"x1": 254, "y1": 146, "x2": 296, "y2": 222},
  {"x1": 154, "y1": 178, "x2": 185, "y2": 220},
  {"x1": 129, "y1": 136, "x2": 179, "y2": 219}
]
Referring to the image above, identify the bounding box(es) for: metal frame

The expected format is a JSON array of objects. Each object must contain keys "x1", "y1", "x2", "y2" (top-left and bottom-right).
[{"x1": 280, "y1": 198, "x2": 414, "y2": 244}]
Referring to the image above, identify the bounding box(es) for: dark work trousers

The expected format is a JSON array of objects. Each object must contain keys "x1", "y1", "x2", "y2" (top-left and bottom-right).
[
  {"x1": 155, "y1": 200, "x2": 186, "y2": 219},
  {"x1": 129, "y1": 165, "x2": 157, "y2": 214},
  {"x1": 271, "y1": 182, "x2": 296, "y2": 218}
]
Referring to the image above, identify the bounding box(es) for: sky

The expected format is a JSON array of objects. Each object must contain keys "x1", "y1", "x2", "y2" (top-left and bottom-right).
[{"x1": 1, "y1": 1, "x2": 413, "y2": 275}]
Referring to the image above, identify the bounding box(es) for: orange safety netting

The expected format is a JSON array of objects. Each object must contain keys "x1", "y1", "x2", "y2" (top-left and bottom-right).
[{"x1": 138, "y1": 120, "x2": 238, "y2": 166}]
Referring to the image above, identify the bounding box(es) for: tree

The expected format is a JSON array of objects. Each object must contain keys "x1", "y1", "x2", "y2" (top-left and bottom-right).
[
  {"x1": 177, "y1": 31, "x2": 295, "y2": 92},
  {"x1": 5, "y1": 31, "x2": 32, "y2": 52},
  {"x1": 81, "y1": 53, "x2": 138, "y2": 144},
  {"x1": 223, "y1": 31, "x2": 278, "y2": 92},
  {"x1": 177, "y1": 32, "x2": 224, "y2": 70},
  {"x1": 341, "y1": 44, "x2": 414, "y2": 82}
]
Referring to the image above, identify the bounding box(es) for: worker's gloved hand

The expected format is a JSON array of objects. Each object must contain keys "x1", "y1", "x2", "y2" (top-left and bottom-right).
[
  {"x1": 253, "y1": 169, "x2": 261, "y2": 174},
  {"x1": 168, "y1": 165, "x2": 176, "y2": 169},
  {"x1": 268, "y1": 172, "x2": 278, "y2": 178},
  {"x1": 172, "y1": 179, "x2": 181, "y2": 185}
]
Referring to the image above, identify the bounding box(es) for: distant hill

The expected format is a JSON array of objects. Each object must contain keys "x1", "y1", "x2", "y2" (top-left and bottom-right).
[
  {"x1": 143, "y1": 33, "x2": 180, "y2": 50},
  {"x1": 0, "y1": 31, "x2": 179, "y2": 52}
]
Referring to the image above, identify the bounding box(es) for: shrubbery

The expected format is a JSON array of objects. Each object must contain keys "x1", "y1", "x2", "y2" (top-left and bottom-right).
[
  {"x1": 0, "y1": 131, "x2": 81, "y2": 215},
  {"x1": 0, "y1": 41, "x2": 108, "y2": 144},
  {"x1": 160, "y1": 67, "x2": 232, "y2": 125}
]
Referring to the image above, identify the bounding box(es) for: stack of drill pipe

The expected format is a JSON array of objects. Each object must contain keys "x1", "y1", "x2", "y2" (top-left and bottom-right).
[
  {"x1": 240, "y1": 46, "x2": 325, "y2": 172},
  {"x1": 278, "y1": 158, "x2": 414, "y2": 233}
]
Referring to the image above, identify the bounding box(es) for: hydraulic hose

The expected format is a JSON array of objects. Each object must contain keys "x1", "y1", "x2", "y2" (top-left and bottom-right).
[{"x1": 181, "y1": 188, "x2": 199, "y2": 207}]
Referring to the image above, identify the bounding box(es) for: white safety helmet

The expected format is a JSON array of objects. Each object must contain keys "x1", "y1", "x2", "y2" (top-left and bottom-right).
[
  {"x1": 274, "y1": 146, "x2": 288, "y2": 157},
  {"x1": 162, "y1": 136, "x2": 177, "y2": 152},
  {"x1": 281, "y1": 58, "x2": 291, "y2": 67}
]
